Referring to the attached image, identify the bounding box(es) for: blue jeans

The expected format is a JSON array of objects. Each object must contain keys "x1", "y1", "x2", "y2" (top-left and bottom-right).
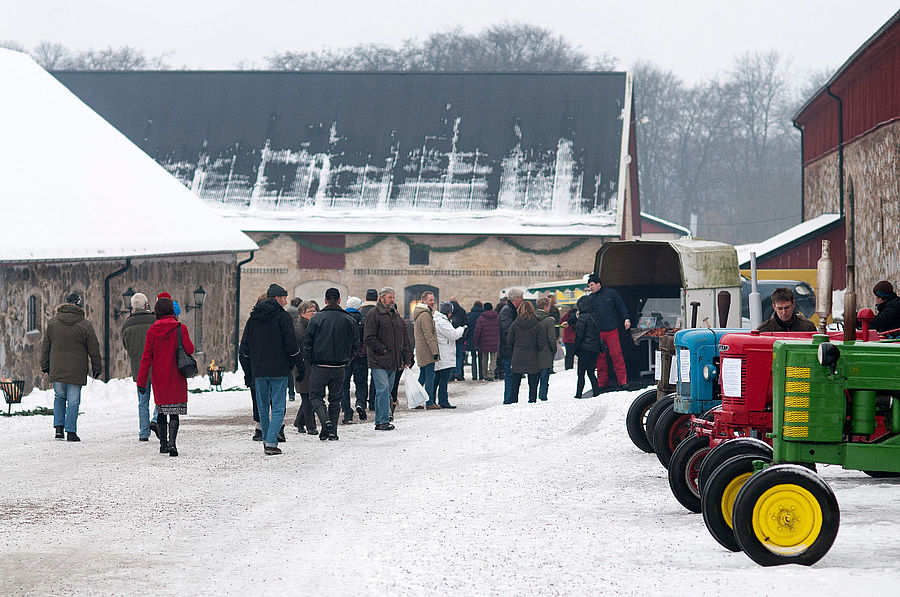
[
  {"x1": 454, "y1": 344, "x2": 465, "y2": 378},
  {"x1": 52, "y1": 383, "x2": 82, "y2": 433},
  {"x1": 371, "y1": 368, "x2": 396, "y2": 425},
  {"x1": 418, "y1": 362, "x2": 436, "y2": 406},
  {"x1": 501, "y1": 356, "x2": 515, "y2": 403},
  {"x1": 435, "y1": 367, "x2": 452, "y2": 406},
  {"x1": 255, "y1": 376, "x2": 288, "y2": 447},
  {"x1": 137, "y1": 380, "x2": 157, "y2": 439},
  {"x1": 538, "y1": 368, "x2": 552, "y2": 401}
]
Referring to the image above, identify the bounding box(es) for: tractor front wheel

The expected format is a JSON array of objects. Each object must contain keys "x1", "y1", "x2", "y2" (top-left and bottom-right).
[
  {"x1": 645, "y1": 393, "x2": 675, "y2": 452},
  {"x1": 701, "y1": 453, "x2": 771, "y2": 552},
  {"x1": 625, "y1": 389, "x2": 658, "y2": 453},
  {"x1": 732, "y1": 464, "x2": 839, "y2": 566},
  {"x1": 653, "y1": 403, "x2": 693, "y2": 468},
  {"x1": 667, "y1": 433, "x2": 711, "y2": 513}
]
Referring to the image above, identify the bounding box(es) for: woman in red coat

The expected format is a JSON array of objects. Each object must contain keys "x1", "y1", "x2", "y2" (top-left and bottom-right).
[{"x1": 137, "y1": 293, "x2": 194, "y2": 457}]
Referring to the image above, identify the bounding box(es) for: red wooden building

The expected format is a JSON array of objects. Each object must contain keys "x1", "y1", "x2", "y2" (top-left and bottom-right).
[{"x1": 792, "y1": 9, "x2": 900, "y2": 295}]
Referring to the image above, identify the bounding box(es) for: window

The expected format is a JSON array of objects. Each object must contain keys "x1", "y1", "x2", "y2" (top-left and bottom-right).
[
  {"x1": 409, "y1": 244, "x2": 430, "y2": 265},
  {"x1": 27, "y1": 295, "x2": 40, "y2": 332},
  {"x1": 297, "y1": 234, "x2": 346, "y2": 270}
]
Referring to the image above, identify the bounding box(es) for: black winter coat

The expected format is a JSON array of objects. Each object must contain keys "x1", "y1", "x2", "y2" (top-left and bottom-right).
[
  {"x1": 574, "y1": 297, "x2": 605, "y2": 356},
  {"x1": 303, "y1": 304, "x2": 359, "y2": 366},
  {"x1": 499, "y1": 303, "x2": 518, "y2": 357},
  {"x1": 465, "y1": 305, "x2": 484, "y2": 350},
  {"x1": 872, "y1": 294, "x2": 900, "y2": 335},
  {"x1": 239, "y1": 298, "x2": 302, "y2": 378},
  {"x1": 588, "y1": 287, "x2": 629, "y2": 331}
]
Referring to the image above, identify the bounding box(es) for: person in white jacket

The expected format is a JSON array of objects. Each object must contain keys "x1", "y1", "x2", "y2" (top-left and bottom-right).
[{"x1": 431, "y1": 302, "x2": 466, "y2": 409}]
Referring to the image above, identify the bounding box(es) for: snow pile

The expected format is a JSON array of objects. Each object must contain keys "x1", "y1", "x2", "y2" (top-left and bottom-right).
[
  {"x1": 0, "y1": 48, "x2": 256, "y2": 263},
  {"x1": 1, "y1": 365, "x2": 897, "y2": 595}
]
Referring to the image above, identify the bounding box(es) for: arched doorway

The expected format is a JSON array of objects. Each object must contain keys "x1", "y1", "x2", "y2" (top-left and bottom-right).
[{"x1": 404, "y1": 284, "x2": 439, "y2": 319}]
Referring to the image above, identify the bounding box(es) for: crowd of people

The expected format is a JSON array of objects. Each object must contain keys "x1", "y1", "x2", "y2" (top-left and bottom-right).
[{"x1": 38, "y1": 275, "x2": 900, "y2": 456}]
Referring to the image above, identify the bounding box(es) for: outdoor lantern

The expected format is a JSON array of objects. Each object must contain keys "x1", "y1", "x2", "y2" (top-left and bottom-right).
[
  {"x1": 208, "y1": 360, "x2": 223, "y2": 390},
  {"x1": 114, "y1": 287, "x2": 136, "y2": 320},
  {"x1": 193, "y1": 286, "x2": 207, "y2": 309}
]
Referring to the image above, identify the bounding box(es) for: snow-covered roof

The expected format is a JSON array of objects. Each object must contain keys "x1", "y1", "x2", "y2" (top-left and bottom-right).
[
  {"x1": 737, "y1": 214, "x2": 842, "y2": 266},
  {"x1": 0, "y1": 49, "x2": 257, "y2": 263},
  {"x1": 639, "y1": 211, "x2": 691, "y2": 235},
  {"x1": 226, "y1": 207, "x2": 618, "y2": 236}
]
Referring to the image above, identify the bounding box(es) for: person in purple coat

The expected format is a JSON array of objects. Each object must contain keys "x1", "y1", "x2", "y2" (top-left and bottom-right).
[{"x1": 473, "y1": 302, "x2": 500, "y2": 380}]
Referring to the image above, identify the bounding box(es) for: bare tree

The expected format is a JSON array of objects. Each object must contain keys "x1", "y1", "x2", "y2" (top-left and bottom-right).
[
  {"x1": 65, "y1": 46, "x2": 170, "y2": 70},
  {"x1": 32, "y1": 41, "x2": 70, "y2": 70},
  {"x1": 0, "y1": 40, "x2": 26, "y2": 52},
  {"x1": 476, "y1": 22, "x2": 591, "y2": 71}
]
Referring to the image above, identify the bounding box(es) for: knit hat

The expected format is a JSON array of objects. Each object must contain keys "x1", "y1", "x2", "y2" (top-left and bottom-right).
[
  {"x1": 324, "y1": 287, "x2": 340, "y2": 302},
  {"x1": 365, "y1": 288, "x2": 378, "y2": 301},
  {"x1": 346, "y1": 296, "x2": 362, "y2": 309},
  {"x1": 157, "y1": 292, "x2": 172, "y2": 301},
  {"x1": 65, "y1": 292, "x2": 82, "y2": 307},
  {"x1": 483, "y1": 302, "x2": 493, "y2": 311},
  {"x1": 873, "y1": 280, "x2": 894, "y2": 298},
  {"x1": 439, "y1": 302, "x2": 454, "y2": 316},
  {"x1": 266, "y1": 283, "x2": 288, "y2": 298}
]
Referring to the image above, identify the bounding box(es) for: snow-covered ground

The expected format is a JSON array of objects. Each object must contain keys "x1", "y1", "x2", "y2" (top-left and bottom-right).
[{"x1": 1, "y1": 366, "x2": 898, "y2": 596}]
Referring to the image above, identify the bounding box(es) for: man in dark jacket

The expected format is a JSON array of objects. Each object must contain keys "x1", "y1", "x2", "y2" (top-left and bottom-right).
[
  {"x1": 870, "y1": 280, "x2": 900, "y2": 336},
  {"x1": 474, "y1": 302, "x2": 499, "y2": 380},
  {"x1": 40, "y1": 292, "x2": 101, "y2": 442},
  {"x1": 303, "y1": 287, "x2": 358, "y2": 440},
  {"x1": 363, "y1": 287, "x2": 413, "y2": 430},
  {"x1": 499, "y1": 289, "x2": 523, "y2": 403},
  {"x1": 756, "y1": 287, "x2": 817, "y2": 332},
  {"x1": 239, "y1": 283, "x2": 303, "y2": 455},
  {"x1": 359, "y1": 289, "x2": 378, "y2": 411},
  {"x1": 466, "y1": 301, "x2": 485, "y2": 380},
  {"x1": 122, "y1": 292, "x2": 157, "y2": 441},
  {"x1": 450, "y1": 299, "x2": 468, "y2": 381},
  {"x1": 586, "y1": 274, "x2": 630, "y2": 390}
]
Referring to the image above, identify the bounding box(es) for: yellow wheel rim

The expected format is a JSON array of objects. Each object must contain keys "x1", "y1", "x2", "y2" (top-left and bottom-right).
[
  {"x1": 751, "y1": 484, "x2": 823, "y2": 555},
  {"x1": 721, "y1": 472, "x2": 752, "y2": 529}
]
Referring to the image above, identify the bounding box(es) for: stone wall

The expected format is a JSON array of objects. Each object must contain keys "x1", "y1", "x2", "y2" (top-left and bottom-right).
[
  {"x1": 0, "y1": 255, "x2": 238, "y2": 392},
  {"x1": 238, "y1": 232, "x2": 604, "y2": 327},
  {"x1": 803, "y1": 120, "x2": 900, "y2": 294}
]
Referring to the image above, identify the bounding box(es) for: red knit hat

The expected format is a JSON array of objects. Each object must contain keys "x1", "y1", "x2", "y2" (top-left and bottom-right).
[{"x1": 157, "y1": 292, "x2": 172, "y2": 301}]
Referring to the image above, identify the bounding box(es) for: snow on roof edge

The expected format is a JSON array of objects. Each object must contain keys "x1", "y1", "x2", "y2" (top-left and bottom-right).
[{"x1": 737, "y1": 214, "x2": 842, "y2": 266}]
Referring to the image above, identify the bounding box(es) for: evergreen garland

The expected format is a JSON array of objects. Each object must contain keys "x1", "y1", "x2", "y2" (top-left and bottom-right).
[
  {"x1": 395, "y1": 235, "x2": 488, "y2": 253},
  {"x1": 499, "y1": 236, "x2": 590, "y2": 254}
]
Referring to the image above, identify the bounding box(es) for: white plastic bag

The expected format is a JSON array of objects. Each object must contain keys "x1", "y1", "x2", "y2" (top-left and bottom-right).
[
  {"x1": 554, "y1": 343, "x2": 565, "y2": 361},
  {"x1": 402, "y1": 368, "x2": 429, "y2": 409}
]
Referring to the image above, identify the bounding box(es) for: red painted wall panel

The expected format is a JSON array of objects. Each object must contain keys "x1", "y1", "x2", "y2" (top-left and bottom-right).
[{"x1": 757, "y1": 222, "x2": 846, "y2": 288}]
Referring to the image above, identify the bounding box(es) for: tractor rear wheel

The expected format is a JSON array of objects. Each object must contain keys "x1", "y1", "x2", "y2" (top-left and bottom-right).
[
  {"x1": 732, "y1": 464, "x2": 839, "y2": 566},
  {"x1": 653, "y1": 403, "x2": 693, "y2": 468},
  {"x1": 698, "y1": 437, "x2": 772, "y2": 493},
  {"x1": 701, "y1": 453, "x2": 771, "y2": 552},
  {"x1": 625, "y1": 389, "x2": 658, "y2": 453},
  {"x1": 667, "y1": 433, "x2": 711, "y2": 513},
  {"x1": 645, "y1": 393, "x2": 675, "y2": 452}
]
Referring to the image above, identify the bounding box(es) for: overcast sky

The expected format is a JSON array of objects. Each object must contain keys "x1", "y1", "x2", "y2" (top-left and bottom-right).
[{"x1": 2, "y1": 1, "x2": 897, "y2": 83}]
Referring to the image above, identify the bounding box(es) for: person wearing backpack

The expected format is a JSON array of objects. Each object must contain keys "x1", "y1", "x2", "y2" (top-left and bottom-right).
[{"x1": 573, "y1": 295, "x2": 605, "y2": 399}]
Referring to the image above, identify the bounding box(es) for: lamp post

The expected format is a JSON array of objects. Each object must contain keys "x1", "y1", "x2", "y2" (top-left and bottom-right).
[
  {"x1": 184, "y1": 286, "x2": 207, "y2": 350},
  {"x1": 113, "y1": 287, "x2": 136, "y2": 320}
]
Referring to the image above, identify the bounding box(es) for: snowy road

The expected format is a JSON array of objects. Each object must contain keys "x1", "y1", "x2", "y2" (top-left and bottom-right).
[{"x1": 1, "y1": 367, "x2": 898, "y2": 596}]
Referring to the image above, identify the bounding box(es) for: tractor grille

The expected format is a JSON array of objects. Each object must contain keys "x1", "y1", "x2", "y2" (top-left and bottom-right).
[{"x1": 783, "y1": 366, "x2": 812, "y2": 438}]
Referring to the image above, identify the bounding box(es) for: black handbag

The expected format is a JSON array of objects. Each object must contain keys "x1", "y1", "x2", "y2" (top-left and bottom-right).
[{"x1": 175, "y1": 322, "x2": 198, "y2": 377}]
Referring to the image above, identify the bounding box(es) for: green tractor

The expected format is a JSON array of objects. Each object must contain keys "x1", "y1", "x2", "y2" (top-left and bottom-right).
[{"x1": 729, "y1": 331, "x2": 900, "y2": 566}]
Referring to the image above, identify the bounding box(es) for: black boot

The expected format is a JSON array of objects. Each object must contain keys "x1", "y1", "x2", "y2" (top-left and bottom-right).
[
  {"x1": 320, "y1": 421, "x2": 333, "y2": 441},
  {"x1": 66, "y1": 432, "x2": 80, "y2": 442},
  {"x1": 277, "y1": 425, "x2": 286, "y2": 443},
  {"x1": 168, "y1": 415, "x2": 179, "y2": 457},
  {"x1": 54, "y1": 425, "x2": 64, "y2": 440},
  {"x1": 158, "y1": 414, "x2": 169, "y2": 453}
]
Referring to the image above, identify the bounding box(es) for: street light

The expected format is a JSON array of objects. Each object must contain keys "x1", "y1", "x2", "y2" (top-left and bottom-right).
[
  {"x1": 114, "y1": 287, "x2": 136, "y2": 320},
  {"x1": 184, "y1": 286, "x2": 207, "y2": 351}
]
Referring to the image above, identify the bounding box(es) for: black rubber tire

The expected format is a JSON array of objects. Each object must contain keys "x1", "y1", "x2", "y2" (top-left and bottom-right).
[
  {"x1": 653, "y1": 403, "x2": 694, "y2": 469},
  {"x1": 863, "y1": 470, "x2": 900, "y2": 478},
  {"x1": 645, "y1": 393, "x2": 675, "y2": 452},
  {"x1": 698, "y1": 438, "x2": 772, "y2": 493},
  {"x1": 625, "y1": 389, "x2": 658, "y2": 453},
  {"x1": 733, "y1": 464, "x2": 840, "y2": 566},
  {"x1": 702, "y1": 453, "x2": 771, "y2": 552},
  {"x1": 667, "y1": 433, "x2": 712, "y2": 513}
]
